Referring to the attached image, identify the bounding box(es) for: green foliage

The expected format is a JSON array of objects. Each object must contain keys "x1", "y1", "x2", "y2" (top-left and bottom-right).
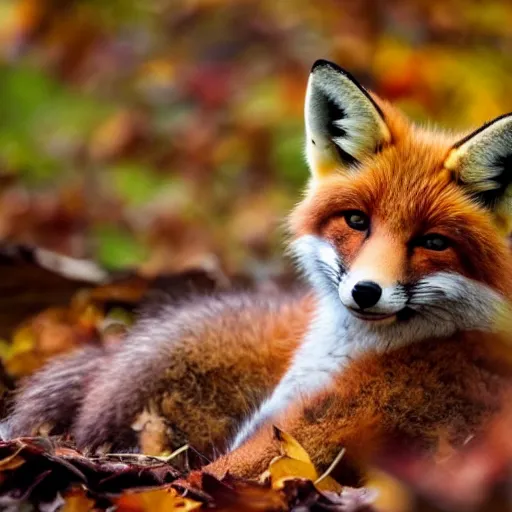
[
  {"x1": 0, "y1": 65, "x2": 110, "y2": 185},
  {"x1": 110, "y1": 163, "x2": 166, "y2": 207},
  {"x1": 272, "y1": 122, "x2": 308, "y2": 191},
  {"x1": 93, "y1": 226, "x2": 147, "y2": 270}
]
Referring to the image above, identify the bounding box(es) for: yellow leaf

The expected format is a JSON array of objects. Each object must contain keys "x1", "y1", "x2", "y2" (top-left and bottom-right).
[
  {"x1": 4, "y1": 351, "x2": 42, "y2": 379},
  {"x1": 366, "y1": 469, "x2": 411, "y2": 512},
  {"x1": 314, "y1": 475, "x2": 343, "y2": 493},
  {"x1": 269, "y1": 455, "x2": 318, "y2": 489},
  {"x1": 269, "y1": 427, "x2": 344, "y2": 493},
  {"x1": 0, "y1": 340, "x2": 10, "y2": 359},
  {"x1": 77, "y1": 304, "x2": 103, "y2": 330},
  {"x1": 273, "y1": 426, "x2": 312, "y2": 464},
  {"x1": 10, "y1": 325, "x2": 36, "y2": 354}
]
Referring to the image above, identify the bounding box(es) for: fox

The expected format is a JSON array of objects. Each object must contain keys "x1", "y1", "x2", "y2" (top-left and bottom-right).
[{"x1": 6, "y1": 60, "x2": 512, "y2": 486}]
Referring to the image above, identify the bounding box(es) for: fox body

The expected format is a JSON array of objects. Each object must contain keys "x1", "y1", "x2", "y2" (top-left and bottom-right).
[{"x1": 8, "y1": 60, "x2": 512, "y2": 484}]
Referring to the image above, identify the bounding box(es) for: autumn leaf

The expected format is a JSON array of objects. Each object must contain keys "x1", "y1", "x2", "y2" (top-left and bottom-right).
[
  {"x1": 268, "y1": 456, "x2": 318, "y2": 486},
  {"x1": 115, "y1": 487, "x2": 201, "y2": 512},
  {"x1": 268, "y1": 427, "x2": 343, "y2": 494},
  {"x1": 61, "y1": 489, "x2": 96, "y2": 512},
  {"x1": 273, "y1": 426, "x2": 312, "y2": 464}
]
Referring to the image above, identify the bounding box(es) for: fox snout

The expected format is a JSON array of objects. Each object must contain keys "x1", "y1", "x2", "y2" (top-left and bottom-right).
[
  {"x1": 338, "y1": 232, "x2": 408, "y2": 319},
  {"x1": 351, "y1": 281, "x2": 382, "y2": 308},
  {"x1": 338, "y1": 270, "x2": 408, "y2": 320},
  {"x1": 291, "y1": 235, "x2": 409, "y2": 320}
]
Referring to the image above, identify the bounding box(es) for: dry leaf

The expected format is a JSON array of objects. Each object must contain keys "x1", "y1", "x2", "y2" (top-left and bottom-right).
[
  {"x1": 62, "y1": 489, "x2": 96, "y2": 512},
  {"x1": 269, "y1": 427, "x2": 342, "y2": 493},
  {"x1": 269, "y1": 456, "x2": 318, "y2": 488},
  {"x1": 115, "y1": 487, "x2": 201, "y2": 512},
  {"x1": 273, "y1": 426, "x2": 312, "y2": 464}
]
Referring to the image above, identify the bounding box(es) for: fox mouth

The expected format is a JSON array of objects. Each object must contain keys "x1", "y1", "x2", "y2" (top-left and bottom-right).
[{"x1": 347, "y1": 307, "x2": 415, "y2": 323}]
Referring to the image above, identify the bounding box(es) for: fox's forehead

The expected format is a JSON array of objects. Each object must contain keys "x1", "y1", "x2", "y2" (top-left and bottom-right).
[
  {"x1": 355, "y1": 133, "x2": 461, "y2": 231},
  {"x1": 304, "y1": 132, "x2": 476, "y2": 235}
]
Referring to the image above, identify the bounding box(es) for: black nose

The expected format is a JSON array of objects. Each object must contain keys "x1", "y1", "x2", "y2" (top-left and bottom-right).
[{"x1": 352, "y1": 281, "x2": 382, "y2": 309}]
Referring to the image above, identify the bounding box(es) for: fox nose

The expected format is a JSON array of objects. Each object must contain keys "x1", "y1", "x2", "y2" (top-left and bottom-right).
[{"x1": 352, "y1": 281, "x2": 382, "y2": 309}]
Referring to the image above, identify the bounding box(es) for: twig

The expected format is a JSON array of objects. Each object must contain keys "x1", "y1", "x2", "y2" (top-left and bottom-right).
[
  {"x1": 97, "y1": 444, "x2": 189, "y2": 464},
  {"x1": 314, "y1": 448, "x2": 346, "y2": 486}
]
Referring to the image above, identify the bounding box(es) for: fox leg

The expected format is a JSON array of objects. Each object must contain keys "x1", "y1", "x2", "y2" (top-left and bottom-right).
[
  {"x1": 206, "y1": 368, "x2": 384, "y2": 485},
  {"x1": 204, "y1": 393, "x2": 371, "y2": 487}
]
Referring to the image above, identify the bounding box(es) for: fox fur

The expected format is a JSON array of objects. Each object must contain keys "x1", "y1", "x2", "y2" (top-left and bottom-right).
[{"x1": 7, "y1": 60, "x2": 512, "y2": 485}]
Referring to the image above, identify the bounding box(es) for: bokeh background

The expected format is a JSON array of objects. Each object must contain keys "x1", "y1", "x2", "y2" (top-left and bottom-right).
[
  {"x1": 1, "y1": 4, "x2": 512, "y2": 506},
  {"x1": 1, "y1": 0, "x2": 512, "y2": 280}
]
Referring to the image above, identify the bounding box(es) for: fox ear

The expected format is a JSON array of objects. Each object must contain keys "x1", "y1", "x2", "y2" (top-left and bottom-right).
[
  {"x1": 305, "y1": 60, "x2": 391, "y2": 180},
  {"x1": 445, "y1": 113, "x2": 512, "y2": 218}
]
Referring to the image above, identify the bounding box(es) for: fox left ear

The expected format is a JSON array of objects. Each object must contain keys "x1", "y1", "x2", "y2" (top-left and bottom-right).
[
  {"x1": 445, "y1": 113, "x2": 512, "y2": 219},
  {"x1": 305, "y1": 60, "x2": 391, "y2": 181}
]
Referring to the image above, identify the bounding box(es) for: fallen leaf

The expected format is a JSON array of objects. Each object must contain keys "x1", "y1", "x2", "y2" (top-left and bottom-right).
[
  {"x1": 61, "y1": 488, "x2": 96, "y2": 512},
  {"x1": 115, "y1": 487, "x2": 201, "y2": 512},
  {"x1": 268, "y1": 456, "x2": 318, "y2": 487},
  {"x1": 273, "y1": 426, "x2": 312, "y2": 464},
  {"x1": 366, "y1": 468, "x2": 414, "y2": 512},
  {"x1": 269, "y1": 427, "x2": 342, "y2": 493}
]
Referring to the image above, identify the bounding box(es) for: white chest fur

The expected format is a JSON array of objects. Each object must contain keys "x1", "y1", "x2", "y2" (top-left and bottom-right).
[{"x1": 229, "y1": 295, "x2": 385, "y2": 450}]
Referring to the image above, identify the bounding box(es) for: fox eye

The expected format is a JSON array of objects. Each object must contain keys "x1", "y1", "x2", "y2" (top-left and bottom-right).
[
  {"x1": 343, "y1": 210, "x2": 370, "y2": 231},
  {"x1": 416, "y1": 234, "x2": 451, "y2": 251}
]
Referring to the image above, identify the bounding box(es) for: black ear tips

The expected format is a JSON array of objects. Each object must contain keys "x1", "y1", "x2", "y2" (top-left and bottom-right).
[{"x1": 311, "y1": 59, "x2": 346, "y2": 74}]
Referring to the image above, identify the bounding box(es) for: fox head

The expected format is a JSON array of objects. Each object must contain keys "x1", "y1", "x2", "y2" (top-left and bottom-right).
[{"x1": 289, "y1": 60, "x2": 512, "y2": 339}]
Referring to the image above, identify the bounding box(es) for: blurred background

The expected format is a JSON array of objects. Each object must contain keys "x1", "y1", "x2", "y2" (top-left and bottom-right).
[
  {"x1": 1, "y1": 0, "x2": 512, "y2": 281},
  {"x1": 2, "y1": 4, "x2": 512, "y2": 504}
]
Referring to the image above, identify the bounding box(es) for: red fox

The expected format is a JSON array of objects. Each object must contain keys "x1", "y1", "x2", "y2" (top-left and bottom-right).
[{"x1": 7, "y1": 60, "x2": 512, "y2": 485}]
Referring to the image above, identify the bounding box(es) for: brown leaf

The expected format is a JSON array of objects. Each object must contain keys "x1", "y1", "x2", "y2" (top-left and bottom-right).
[
  {"x1": 0, "y1": 244, "x2": 106, "y2": 340},
  {"x1": 199, "y1": 472, "x2": 286, "y2": 511},
  {"x1": 89, "y1": 110, "x2": 148, "y2": 162}
]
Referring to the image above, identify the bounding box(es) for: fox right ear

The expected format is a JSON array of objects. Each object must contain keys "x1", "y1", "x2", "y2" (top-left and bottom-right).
[
  {"x1": 444, "y1": 113, "x2": 512, "y2": 232},
  {"x1": 305, "y1": 60, "x2": 391, "y2": 181}
]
